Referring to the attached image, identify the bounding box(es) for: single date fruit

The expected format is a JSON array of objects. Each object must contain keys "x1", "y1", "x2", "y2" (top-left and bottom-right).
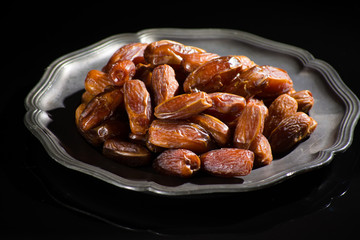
[
  {"x1": 233, "y1": 99, "x2": 268, "y2": 149},
  {"x1": 268, "y1": 112, "x2": 318, "y2": 153},
  {"x1": 148, "y1": 119, "x2": 211, "y2": 153},
  {"x1": 103, "y1": 138, "x2": 152, "y2": 167},
  {"x1": 153, "y1": 149, "x2": 201, "y2": 178},
  {"x1": 123, "y1": 80, "x2": 152, "y2": 135},
  {"x1": 154, "y1": 92, "x2": 212, "y2": 119},
  {"x1": 151, "y1": 64, "x2": 179, "y2": 106},
  {"x1": 200, "y1": 148, "x2": 254, "y2": 177},
  {"x1": 78, "y1": 87, "x2": 123, "y2": 132}
]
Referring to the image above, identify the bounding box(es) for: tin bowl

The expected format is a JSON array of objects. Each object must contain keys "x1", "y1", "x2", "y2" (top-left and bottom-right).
[{"x1": 24, "y1": 28, "x2": 360, "y2": 195}]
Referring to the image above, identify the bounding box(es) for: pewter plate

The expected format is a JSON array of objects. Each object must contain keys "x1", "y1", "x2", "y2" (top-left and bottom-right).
[{"x1": 24, "y1": 28, "x2": 360, "y2": 196}]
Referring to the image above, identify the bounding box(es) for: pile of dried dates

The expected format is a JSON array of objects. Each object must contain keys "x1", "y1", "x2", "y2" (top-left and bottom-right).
[{"x1": 75, "y1": 40, "x2": 317, "y2": 178}]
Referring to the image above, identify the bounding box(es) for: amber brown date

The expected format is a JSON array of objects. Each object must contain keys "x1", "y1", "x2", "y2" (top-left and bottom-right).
[
  {"x1": 84, "y1": 70, "x2": 114, "y2": 96},
  {"x1": 75, "y1": 103, "x2": 86, "y2": 127},
  {"x1": 103, "y1": 138, "x2": 152, "y2": 167},
  {"x1": 102, "y1": 43, "x2": 148, "y2": 73},
  {"x1": 223, "y1": 65, "x2": 269, "y2": 98},
  {"x1": 204, "y1": 92, "x2": 246, "y2": 127},
  {"x1": 290, "y1": 90, "x2": 314, "y2": 113},
  {"x1": 123, "y1": 80, "x2": 152, "y2": 135},
  {"x1": 200, "y1": 148, "x2": 254, "y2": 177},
  {"x1": 108, "y1": 60, "x2": 136, "y2": 86},
  {"x1": 255, "y1": 65, "x2": 293, "y2": 98},
  {"x1": 183, "y1": 56, "x2": 249, "y2": 93},
  {"x1": 153, "y1": 149, "x2": 201, "y2": 178},
  {"x1": 148, "y1": 119, "x2": 211, "y2": 153},
  {"x1": 190, "y1": 114, "x2": 230, "y2": 146},
  {"x1": 81, "y1": 91, "x2": 94, "y2": 104},
  {"x1": 181, "y1": 52, "x2": 220, "y2": 72},
  {"x1": 151, "y1": 64, "x2": 179, "y2": 106},
  {"x1": 268, "y1": 112, "x2": 318, "y2": 154},
  {"x1": 249, "y1": 134, "x2": 273, "y2": 168},
  {"x1": 263, "y1": 94, "x2": 298, "y2": 137},
  {"x1": 144, "y1": 40, "x2": 205, "y2": 66},
  {"x1": 206, "y1": 92, "x2": 246, "y2": 115},
  {"x1": 233, "y1": 99, "x2": 268, "y2": 149},
  {"x1": 154, "y1": 92, "x2": 212, "y2": 119},
  {"x1": 78, "y1": 87, "x2": 123, "y2": 132},
  {"x1": 80, "y1": 119, "x2": 129, "y2": 146}
]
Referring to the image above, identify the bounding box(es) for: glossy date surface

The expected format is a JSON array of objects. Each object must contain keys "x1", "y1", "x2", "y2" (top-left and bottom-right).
[
  {"x1": 124, "y1": 80, "x2": 152, "y2": 135},
  {"x1": 148, "y1": 119, "x2": 211, "y2": 153}
]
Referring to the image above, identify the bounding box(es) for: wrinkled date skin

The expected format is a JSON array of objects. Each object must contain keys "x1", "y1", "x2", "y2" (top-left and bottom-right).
[
  {"x1": 124, "y1": 80, "x2": 152, "y2": 135},
  {"x1": 103, "y1": 138, "x2": 152, "y2": 167},
  {"x1": 108, "y1": 60, "x2": 136, "y2": 86},
  {"x1": 151, "y1": 64, "x2": 179, "y2": 106},
  {"x1": 263, "y1": 94, "x2": 298, "y2": 137},
  {"x1": 206, "y1": 92, "x2": 246, "y2": 115},
  {"x1": 144, "y1": 40, "x2": 206, "y2": 66},
  {"x1": 223, "y1": 65, "x2": 269, "y2": 98},
  {"x1": 268, "y1": 112, "x2": 318, "y2": 154},
  {"x1": 183, "y1": 56, "x2": 253, "y2": 93},
  {"x1": 102, "y1": 43, "x2": 148, "y2": 73},
  {"x1": 84, "y1": 70, "x2": 113, "y2": 96},
  {"x1": 200, "y1": 148, "x2": 254, "y2": 177},
  {"x1": 250, "y1": 134, "x2": 273, "y2": 168},
  {"x1": 181, "y1": 52, "x2": 220, "y2": 72},
  {"x1": 190, "y1": 114, "x2": 230, "y2": 146},
  {"x1": 233, "y1": 99, "x2": 268, "y2": 149},
  {"x1": 153, "y1": 149, "x2": 201, "y2": 178},
  {"x1": 154, "y1": 92, "x2": 212, "y2": 119},
  {"x1": 290, "y1": 90, "x2": 314, "y2": 113},
  {"x1": 78, "y1": 87, "x2": 123, "y2": 132},
  {"x1": 148, "y1": 119, "x2": 211, "y2": 153},
  {"x1": 255, "y1": 65, "x2": 293, "y2": 98},
  {"x1": 205, "y1": 92, "x2": 246, "y2": 127},
  {"x1": 80, "y1": 119, "x2": 129, "y2": 146}
]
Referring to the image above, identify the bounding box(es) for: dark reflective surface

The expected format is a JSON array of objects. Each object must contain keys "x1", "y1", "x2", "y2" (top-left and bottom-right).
[{"x1": 3, "y1": 5, "x2": 360, "y2": 240}]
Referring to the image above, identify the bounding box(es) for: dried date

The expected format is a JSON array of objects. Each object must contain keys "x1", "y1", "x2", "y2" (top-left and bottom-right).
[
  {"x1": 153, "y1": 149, "x2": 201, "y2": 178},
  {"x1": 108, "y1": 60, "x2": 136, "y2": 86},
  {"x1": 154, "y1": 92, "x2": 212, "y2": 119},
  {"x1": 200, "y1": 148, "x2": 254, "y2": 177},
  {"x1": 255, "y1": 65, "x2": 293, "y2": 98},
  {"x1": 263, "y1": 94, "x2": 298, "y2": 137},
  {"x1": 144, "y1": 40, "x2": 205, "y2": 66},
  {"x1": 190, "y1": 114, "x2": 230, "y2": 146},
  {"x1": 148, "y1": 119, "x2": 211, "y2": 153},
  {"x1": 123, "y1": 80, "x2": 152, "y2": 135},
  {"x1": 102, "y1": 43, "x2": 148, "y2": 73},
  {"x1": 81, "y1": 119, "x2": 129, "y2": 146},
  {"x1": 204, "y1": 92, "x2": 246, "y2": 127},
  {"x1": 233, "y1": 99, "x2": 268, "y2": 149},
  {"x1": 84, "y1": 70, "x2": 113, "y2": 96},
  {"x1": 183, "y1": 56, "x2": 252, "y2": 93},
  {"x1": 103, "y1": 138, "x2": 152, "y2": 167},
  {"x1": 181, "y1": 52, "x2": 220, "y2": 72},
  {"x1": 249, "y1": 134, "x2": 273, "y2": 168},
  {"x1": 151, "y1": 64, "x2": 179, "y2": 106},
  {"x1": 223, "y1": 65, "x2": 269, "y2": 98},
  {"x1": 290, "y1": 90, "x2": 314, "y2": 113},
  {"x1": 268, "y1": 112, "x2": 318, "y2": 154},
  {"x1": 78, "y1": 87, "x2": 123, "y2": 132}
]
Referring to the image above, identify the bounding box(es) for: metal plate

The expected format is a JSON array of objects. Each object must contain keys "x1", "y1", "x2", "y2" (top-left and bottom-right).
[{"x1": 24, "y1": 28, "x2": 360, "y2": 195}]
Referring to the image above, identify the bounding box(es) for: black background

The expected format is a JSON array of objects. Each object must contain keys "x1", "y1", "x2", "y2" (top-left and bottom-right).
[{"x1": 2, "y1": 4, "x2": 360, "y2": 240}]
